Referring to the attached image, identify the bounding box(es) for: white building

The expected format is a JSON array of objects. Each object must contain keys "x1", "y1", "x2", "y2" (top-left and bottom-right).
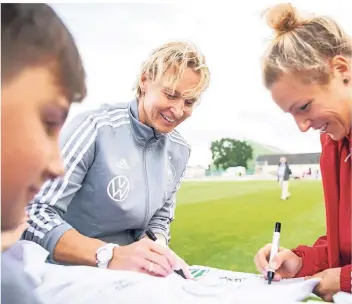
[
  {"x1": 255, "y1": 153, "x2": 321, "y2": 179},
  {"x1": 223, "y1": 166, "x2": 246, "y2": 177},
  {"x1": 184, "y1": 165, "x2": 207, "y2": 179}
]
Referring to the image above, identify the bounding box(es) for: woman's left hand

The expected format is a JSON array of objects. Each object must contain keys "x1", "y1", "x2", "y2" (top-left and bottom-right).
[{"x1": 308, "y1": 267, "x2": 341, "y2": 302}]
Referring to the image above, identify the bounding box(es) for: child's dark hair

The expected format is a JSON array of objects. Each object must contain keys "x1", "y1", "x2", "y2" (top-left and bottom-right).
[{"x1": 1, "y1": 3, "x2": 86, "y2": 102}]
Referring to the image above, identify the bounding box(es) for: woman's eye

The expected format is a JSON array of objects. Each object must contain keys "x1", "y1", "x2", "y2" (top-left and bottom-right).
[
  {"x1": 299, "y1": 102, "x2": 311, "y2": 112},
  {"x1": 165, "y1": 93, "x2": 178, "y2": 100},
  {"x1": 185, "y1": 100, "x2": 195, "y2": 107},
  {"x1": 41, "y1": 106, "x2": 67, "y2": 136}
]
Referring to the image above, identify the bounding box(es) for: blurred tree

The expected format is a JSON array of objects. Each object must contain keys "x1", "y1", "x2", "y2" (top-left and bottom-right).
[{"x1": 210, "y1": 138, "x2": 253, "y2": 170}]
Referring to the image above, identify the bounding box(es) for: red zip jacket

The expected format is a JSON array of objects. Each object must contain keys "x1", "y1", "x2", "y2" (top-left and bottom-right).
[{"x1": 292, "y1": 133, "x2": 351, "y2": 293}]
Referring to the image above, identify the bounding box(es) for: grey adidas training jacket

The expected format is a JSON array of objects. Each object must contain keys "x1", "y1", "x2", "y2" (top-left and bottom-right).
[{"x1": 23, "y1": 99, "x2": 190, "y2": 261}]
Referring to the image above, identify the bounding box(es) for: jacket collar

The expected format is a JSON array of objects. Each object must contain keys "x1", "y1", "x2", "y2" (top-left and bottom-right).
[{"x1": 129, "y1": 99, "x2": 165, "y2": 147}]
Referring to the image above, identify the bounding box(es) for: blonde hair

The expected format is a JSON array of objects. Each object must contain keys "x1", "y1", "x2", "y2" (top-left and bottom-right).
[
  {"x1": 134, "y1": 41, "x2": 210, "y2": 101},
  {"x1": 262, "y1": 3, "x2": 352, "y2": 88}
]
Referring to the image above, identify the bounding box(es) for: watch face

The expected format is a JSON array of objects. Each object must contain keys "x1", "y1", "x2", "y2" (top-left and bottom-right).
[{"x1": 97, "y1": 248, "x2": 112, "y2": 262}]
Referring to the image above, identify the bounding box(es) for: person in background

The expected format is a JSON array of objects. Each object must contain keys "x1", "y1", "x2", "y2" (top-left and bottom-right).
[
  {"x1": 277, "y1": 156, "x2": 292, "y2": 200},
  {"x1": 1, "y1": 3, "x2": 86, "y2": 304},
  {"x1": 254, "y1": 3, "x2": 351, "y2": 302},
  {"x1": 315, "y1": 169, "x2": 320, "y2": 180},
  {"x1": 23, "y1": 41, "x2": 210, "y2": 279}
]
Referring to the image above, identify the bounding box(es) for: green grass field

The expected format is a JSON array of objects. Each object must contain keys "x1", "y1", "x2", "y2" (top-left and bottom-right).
[{"x1": 169, "y1": 180, "x2": 325, "y2": 274}]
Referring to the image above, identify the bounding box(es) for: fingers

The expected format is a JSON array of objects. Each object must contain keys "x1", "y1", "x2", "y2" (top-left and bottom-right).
[
  {"x1": 143, "y1": 248, "x2": 173, "y2": 275},
  {"x1": 138, "y1": 239, "x2": 177, "y2": 274},
  {"x1": 254, "y1": 243, "x2": 272, "y2": 274},
  {"x1": 111, "y1": 239, "x2": 183, "y2": 277},
  {"x1": 167, "y1": 248, "x2": 194, "y2": 280},
  {"x1": 255, "y1": 244, "x2": 289, "y2": 275},
  {"x1": 271, "y1": 249, "x2": 295, "y2": 270},
  {"x1": 171, "y1": 252, "x2": 193, "y2": 279},
  {"x1": 158, "y1": 245, "x2": 194, "y2": 280},
  {"x1": 139, "y1": 259, "x2": 169, "y2": 277},
  {"x1": 262, "y1": 271, "x2": 282, "y2": 280},
  {"x1": 135, "y1": 239, "x2": 192, "y2": 279},
  {"x1": 178, "y1": 261, "x2": 194, "y2": 280},
  {"x1": 271, "y1": 273, "x2": 282, "y2": 281},
  {"x1": 147, "y1": 240, "x2": 178, "y2": 269}
]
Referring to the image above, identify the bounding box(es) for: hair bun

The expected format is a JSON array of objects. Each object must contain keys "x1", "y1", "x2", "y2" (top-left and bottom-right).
[{"x1": 264, "y1": 3, "x2": 302, "y2": 35}]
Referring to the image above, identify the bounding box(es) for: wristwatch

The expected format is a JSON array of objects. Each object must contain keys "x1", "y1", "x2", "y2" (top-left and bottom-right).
[{"x1": 96, "y1": 243, "x2": 118, "y2": 268}]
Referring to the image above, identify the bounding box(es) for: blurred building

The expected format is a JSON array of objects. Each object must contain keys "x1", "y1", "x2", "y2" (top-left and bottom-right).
[
  {"x1": 222, "y1": 166, "x2": 246, "y2": 177},
  {"x1": 255, "y1": 153, "x2": 321, "y2": 179},
  {"x1": 184, "y1": 165, "x2": 207, "y2": 179}
]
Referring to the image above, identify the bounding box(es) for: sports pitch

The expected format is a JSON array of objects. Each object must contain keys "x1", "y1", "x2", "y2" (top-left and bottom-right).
[{"x1": 170, "y1": 180, "x2": 325, "y2": 274}]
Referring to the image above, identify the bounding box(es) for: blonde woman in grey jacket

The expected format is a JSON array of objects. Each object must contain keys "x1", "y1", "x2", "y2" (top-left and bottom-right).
[{"x1": 24, "y1": 41, "x2": 210, "y2": 279}]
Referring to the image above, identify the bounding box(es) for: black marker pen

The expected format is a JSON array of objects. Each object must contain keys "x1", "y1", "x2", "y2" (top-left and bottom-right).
[{"x1": 267, "y1": 222, "x2": 281, "y2": 285}]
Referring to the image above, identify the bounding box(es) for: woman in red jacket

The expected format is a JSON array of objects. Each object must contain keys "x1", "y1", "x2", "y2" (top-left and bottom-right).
[{"x1": 254, "y1": 3, "x2": 351, "y2": 302}]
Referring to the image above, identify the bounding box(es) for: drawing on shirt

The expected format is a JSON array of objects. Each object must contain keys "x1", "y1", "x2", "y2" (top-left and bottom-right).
[
  {"x1": 191, "y1": 269, "x2": 210, "y2": 278},
  {"x1": 167, "y1": 156, "x2": 176, "y2": 184},
  {"x1": 112, "y1": 279, "x2": 139, "y2": 290},
  {"x1": 218, "y1": 276, "x2": 248, "y2": 283},
  {"x1": 107, "y1": 175, "x2": 130, "y2": 202},
  {"x1": 190, "y1": 268, "x2": 263, "y2": 283}
]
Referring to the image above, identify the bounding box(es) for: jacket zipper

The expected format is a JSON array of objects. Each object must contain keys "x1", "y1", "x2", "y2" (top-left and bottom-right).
[{"x1": 142, "y1": 137, "x2": 153, "y2": 228}]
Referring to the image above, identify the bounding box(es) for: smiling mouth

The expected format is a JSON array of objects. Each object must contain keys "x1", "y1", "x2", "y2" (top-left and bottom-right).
[{"x1": 160, "y1": 113, "x2": 176, "y2": 123}]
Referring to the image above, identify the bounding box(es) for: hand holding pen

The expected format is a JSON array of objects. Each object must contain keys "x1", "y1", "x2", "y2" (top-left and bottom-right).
[
  {"x1": 146, "y1": 229, "x2": 193, "y2": 279},
  {"x1": 254, "y1": 222, "x2": 303, "y2": 282}
]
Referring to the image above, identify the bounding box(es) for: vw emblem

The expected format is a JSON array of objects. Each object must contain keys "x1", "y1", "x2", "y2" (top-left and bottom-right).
[{"x1": 107, "y1": 176, "x2": 130, "y2": 202}]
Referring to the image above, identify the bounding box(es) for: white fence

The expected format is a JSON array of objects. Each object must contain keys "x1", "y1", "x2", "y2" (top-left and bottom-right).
[
  {"x1": 183, "y1": 174, "x2": 277, "y2": 182},
  {"x1": 183, "y1": 173, "x2": 322, "y2": 182}
]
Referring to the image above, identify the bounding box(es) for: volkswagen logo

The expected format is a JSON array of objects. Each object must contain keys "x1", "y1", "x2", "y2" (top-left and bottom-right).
[{"x1": 106, "y1": 176, "x2": 130, "y2": 202}]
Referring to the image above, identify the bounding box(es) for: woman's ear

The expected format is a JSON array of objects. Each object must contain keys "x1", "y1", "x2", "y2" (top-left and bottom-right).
[
  {"x1": 140, "y1": 73, "x2": 148, "y2": 94},
  {"x1": 331, "y1": 55, "x2": 351, "y2": 81}
]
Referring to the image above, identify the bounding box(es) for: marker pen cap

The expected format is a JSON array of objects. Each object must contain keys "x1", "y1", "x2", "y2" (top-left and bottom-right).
[{"x1": 275, "y1": 222, "x2": 281, "y2": 232}]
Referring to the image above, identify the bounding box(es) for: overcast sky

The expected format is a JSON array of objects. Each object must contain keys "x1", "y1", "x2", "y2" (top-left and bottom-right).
[{"x1": 51, "y1": 0, "x2": 351, "y2": 166}]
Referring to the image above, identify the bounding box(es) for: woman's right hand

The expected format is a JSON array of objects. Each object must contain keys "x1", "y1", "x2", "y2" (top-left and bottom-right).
[
  {"x1": 108, "y1": 238, "x2": 178, "y2": 277},
  {"x1": 254, "y1": 243, "x2": 303, "y2": 281}
]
